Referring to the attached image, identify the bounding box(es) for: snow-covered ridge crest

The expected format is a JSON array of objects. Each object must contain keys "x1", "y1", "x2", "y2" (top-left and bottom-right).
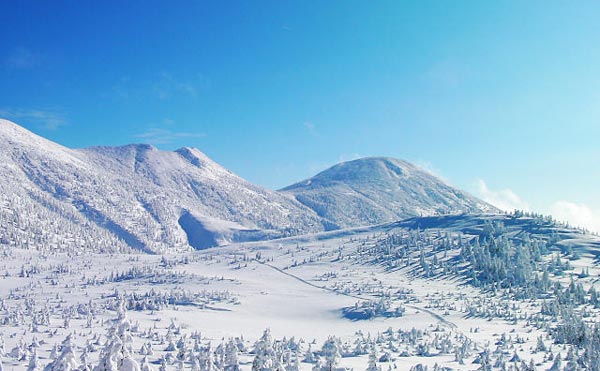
[
  {"x1": 0, "y1": 118, "x2": 86, "y2": 167},
  {"x1": 0, "y1": 120, "x2": 323, "y2": 253},
  {"x1": 0, "y1": 119, "x2": 495, "y2": 253},
  {"x1": 281, "y1": 156, "x2": 499, "y2": 229}
]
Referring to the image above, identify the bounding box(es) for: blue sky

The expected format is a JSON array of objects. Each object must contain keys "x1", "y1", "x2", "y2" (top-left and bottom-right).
[{"x1": 1, "y1": 1, "x2": 599, "y2": 231}]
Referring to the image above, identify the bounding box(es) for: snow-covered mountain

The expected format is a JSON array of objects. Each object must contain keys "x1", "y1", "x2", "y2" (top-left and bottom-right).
[
  {"x1": 3, "y1": 119, "x2": 600, "y2": 371},
  {"x1": 281, "y1": 157, "x2": 498, "y2": 228},
  {"x1": 0, "y1": 119, "x2": 324, "y2": 253},
  {"x1": 0, "y1": 119, "x2": 496, "y2": 253}
]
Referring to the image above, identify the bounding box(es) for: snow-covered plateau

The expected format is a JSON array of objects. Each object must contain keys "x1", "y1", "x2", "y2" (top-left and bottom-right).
[{"x1": 0, "y1": 119, "x2": 599, "y2": 371}]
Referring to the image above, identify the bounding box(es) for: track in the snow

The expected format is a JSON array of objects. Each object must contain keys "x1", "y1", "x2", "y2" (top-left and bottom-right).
[{"x1": 255, "y1": 259, "x2": 457, "y2": 329}]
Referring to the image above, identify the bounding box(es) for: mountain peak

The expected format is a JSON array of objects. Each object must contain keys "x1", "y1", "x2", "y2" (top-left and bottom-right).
[
  {"x1": 175, "y1": 146, "x2": 206, "y2": 157},
  {"x1": 0, "y1": 120, "x2": 499, "y2": 251},
  {"x1": 125, "y1": 143, "x2": 157, "y2": 151},
  {"x1": 308, "y1": 157, "x2": 415, "y2": 184},
  {"x1": 175, "y1": 146, "x2": 216, "y2": 169},
  {"x1": 0, "y1": 125, "x2": 325, "y2": 253},
  {"x1": 282, "y1": 156, "x2": 497, "y2": 228}
]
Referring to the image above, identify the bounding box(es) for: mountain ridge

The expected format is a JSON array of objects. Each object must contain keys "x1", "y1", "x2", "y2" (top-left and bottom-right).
[
  {"x1": 0, "y1": 119, "x2": 497, "y2": 253},
  {"x1": 0, "y1": 119, "x2": 325, "y2": 253}
]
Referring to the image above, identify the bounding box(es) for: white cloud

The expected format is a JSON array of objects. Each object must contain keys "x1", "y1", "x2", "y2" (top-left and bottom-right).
[
  {"x1": 549, "y1": 201, "x2": 600, "y2": 233},
  {"x1": 0, "y1": 107, "x2": 67, "y2": 130},
  {"x1": 134, "y1": 128, "x2": 206, "y2": 145},
  {"x1": 474, "y1": 179, "x2": 599, "y2": 233},
  {"x1": 475, "y1": 179, "x2": 530, "y2": 212}
]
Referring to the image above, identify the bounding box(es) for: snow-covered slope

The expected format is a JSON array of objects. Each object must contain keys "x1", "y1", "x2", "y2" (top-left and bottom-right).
[
  {"x1": 1, "y1": 121, "x2": 599, "y2": 370},
  {"x1": 281, "y1": 157, "x2": 498, "y2": 228},
  {"x1": 2, "y1": 211, "x2": 600, "y2": 371},
  {"x1": 0, "y1": 119, "x2": 324, "y2": 253},
  {"x1": 0, "y1": 120, "x2": 498, "y2": 253}
]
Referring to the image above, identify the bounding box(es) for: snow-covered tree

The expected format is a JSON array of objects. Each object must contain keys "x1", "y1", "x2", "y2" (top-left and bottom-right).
[
  {"x1": 27, "y1": 350, "x2": 41, "y2": 371},
  {"x1": 44, "y1": 335, "x2": 79, "y2": 371},
  {"x1": 94, "y1": 306, "x2": 140, "y2": 371},
  {"x1": 252, "y1": 329, "x2": 276, "y2": 371},
  {"x1": 365, "y1": 346, "x2": 380, "y2": 371},
  {"x1": 225, "y1": 339, "x2": 240, "y2": 371},
  {"x1": 320, "y1": 337, "x2": 340, "y2": 371}
]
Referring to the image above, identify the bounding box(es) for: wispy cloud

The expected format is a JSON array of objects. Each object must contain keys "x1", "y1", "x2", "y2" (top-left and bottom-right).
[
  {"x1": 549, "y1": 201, "x2": 600, "y2": 233},
  {"x1": 134, "y1": 128, "x2": 206, "y2": 145},
  {"x1": 475, "y1": 179, "x2": 600, "y2": 233},
  {"x1": 4, "y1": 48, "x2": 39, "y2": 69},
  {"x1": 0, "y1": 107, "x2": 67, "y2": 130},
  {"x1": 475, "y1": 179, "x2": 530, "y2": 211}
]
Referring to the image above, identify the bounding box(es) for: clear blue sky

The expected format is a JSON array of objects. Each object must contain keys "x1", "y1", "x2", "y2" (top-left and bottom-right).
[{"x1": 1, "y1": 1, "x2": 599, "y2": 230}]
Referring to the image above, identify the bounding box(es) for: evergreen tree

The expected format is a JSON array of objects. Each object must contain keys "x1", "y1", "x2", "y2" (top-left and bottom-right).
[
  {"x1": 225, "y1": 340, "x2": 240, "y2": 371},
  {"x1": 320, "y1": 337, "x2": 341, "y2": 371},
  {"x1": 44, "y1": 335, "x2": 79, "y2": 371},
  {"x1": 365, "y1": 346, "x2": 381, "y2": 371},
  {"x1": 94, "y1": 306, "x2": 140, "y2": 371}
]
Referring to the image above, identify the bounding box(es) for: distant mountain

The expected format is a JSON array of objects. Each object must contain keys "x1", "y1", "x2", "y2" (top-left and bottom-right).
[
  {"x1": 281, "y1": 157, "x2": 498, "y2": 229},
  {"x1": 0, "y1": 119, "x2": 497, "y2": 253},
  {"x1": 0, "y1": 119, "x2": 324, "y2": 253}
]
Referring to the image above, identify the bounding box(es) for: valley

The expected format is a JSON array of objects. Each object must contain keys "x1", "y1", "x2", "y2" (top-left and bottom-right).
[{"x1": 1, "y1": 212, "x2": 599, "y2": 370}]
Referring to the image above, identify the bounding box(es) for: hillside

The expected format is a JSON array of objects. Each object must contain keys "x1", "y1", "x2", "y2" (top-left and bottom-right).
[
  {"x1": 0, "y1": 119, "x2": 324, "y2": 253},
  {"x1": 281, "y1": 157, "x2": 498, "y2": 228},
  {"x1": 1, "y1": 212, "x2": 600, "y2": 370},
  {"x1": 0, "y1": 120, "x2": 499, "y2": 253}
]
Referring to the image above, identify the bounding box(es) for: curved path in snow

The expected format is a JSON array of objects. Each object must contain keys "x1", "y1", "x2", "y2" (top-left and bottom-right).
[{"x1": 256, "y1": 260, "x2": 457, "y2": 329}]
